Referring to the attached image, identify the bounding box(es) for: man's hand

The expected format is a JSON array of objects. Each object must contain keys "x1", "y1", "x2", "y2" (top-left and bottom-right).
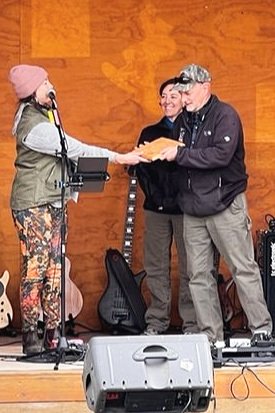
[
  {"x1": 159, "y1": 146, "x2": 178, "y2": 161},
  {"x1": 135, "y1": 139, "x2": 183, "y2": 162}
]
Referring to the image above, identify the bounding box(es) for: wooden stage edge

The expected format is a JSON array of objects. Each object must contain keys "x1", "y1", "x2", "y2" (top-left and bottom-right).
[
  {"x1": 0, "y1": 365, "x2": 275, "y2": 404},
  {"x1": 0, "y1": 331, "x2": 275, "y2": 413}
]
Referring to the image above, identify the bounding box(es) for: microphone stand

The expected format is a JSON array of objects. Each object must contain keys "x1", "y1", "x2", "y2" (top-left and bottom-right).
[{"x1": 49, "y1": 95, "x2": 83, "y2": 370}]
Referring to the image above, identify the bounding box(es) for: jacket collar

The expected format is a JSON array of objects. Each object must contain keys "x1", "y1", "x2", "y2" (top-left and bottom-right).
[{"x1": 185, "y1": 94, "x2": 216, "y2": 125}]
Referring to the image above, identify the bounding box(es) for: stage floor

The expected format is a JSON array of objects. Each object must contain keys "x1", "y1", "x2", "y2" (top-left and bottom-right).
[{"x1": 0, "y1": 332, "x2": 275, "y2": 413}]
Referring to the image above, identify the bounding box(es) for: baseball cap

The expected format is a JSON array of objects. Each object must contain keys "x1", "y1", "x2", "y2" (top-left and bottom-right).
[{"x1": 174, "y1": 64, "x2": 212, "y2": 92}]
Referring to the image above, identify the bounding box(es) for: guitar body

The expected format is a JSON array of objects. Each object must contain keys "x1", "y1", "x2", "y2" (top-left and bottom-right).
[
  {"x1": 39, "y1": 257, "x2": 83, "y2": 322},
  {"x1": 98, "y1": 248, "x2": 147, "y2": 334},
  {"x1": 217, "y1": 273, "x2": 248, "y2": 333},
  {"x1": 217, "y1": 274, "x2": 234, "y2": 323},
  {"x1": 0, "y1": 270, "x2": 13, "y2": 329},
  {"x1": 214, "y1": 245, "x2": 248, "y2": 333},
  {"x1": 64, "y1": 256, "x2": 83, "y2": 320}
]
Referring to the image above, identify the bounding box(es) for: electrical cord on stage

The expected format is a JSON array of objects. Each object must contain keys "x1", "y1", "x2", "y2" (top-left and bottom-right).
[
  {"x1": 244, "y1": 365, "x2": 275, "y2": 395},
  {"x1": 179, "y1": 390, "x2": 192, "y2": 413},
  {"x1": 229, "y1": 364, "x2": 250, "y2": 401},
  {"x1": 229, "y1": 362, "x2": 275, "y2": 400},
  {"x1": 210, "y1": 390, "x2": 217, "y2": 413}
]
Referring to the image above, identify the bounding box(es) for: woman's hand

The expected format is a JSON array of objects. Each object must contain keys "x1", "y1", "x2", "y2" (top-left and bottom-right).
[{"x1": 115, "y1": 150, "x2": 150, "y2": 165}]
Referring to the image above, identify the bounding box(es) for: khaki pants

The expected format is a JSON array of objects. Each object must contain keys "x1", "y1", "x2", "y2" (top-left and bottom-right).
[
  {"x1": 144, "y1": 210, "x2": 197, "y2": 332},
  {"x1": 184, "y1": 193, "x2": 273, "y2": 342}
]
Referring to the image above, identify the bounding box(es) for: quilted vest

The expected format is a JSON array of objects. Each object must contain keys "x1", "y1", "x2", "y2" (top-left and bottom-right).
[{"x1": 10, "y1": 104, "x2": 70, "y2": 210}]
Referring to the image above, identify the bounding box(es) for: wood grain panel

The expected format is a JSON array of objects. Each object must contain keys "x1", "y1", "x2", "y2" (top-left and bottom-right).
[
  {"x1": 256, "y1": 81, "x2": 275, "y2": 142},
  {"x1": 1, "y1": 0, "x2": 275, "y2": 332},
  {"x1": 29, "y1": 0, "x2": 90, "y2": 58}
]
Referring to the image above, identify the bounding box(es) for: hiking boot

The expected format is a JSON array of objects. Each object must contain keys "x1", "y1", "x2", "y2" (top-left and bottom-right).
[
  {"x1": 22, "y1": 331, "x2": 43, "y2": 355},
  {"x1": 44, "y1": 328, "x2": 59, "y2": 351}
]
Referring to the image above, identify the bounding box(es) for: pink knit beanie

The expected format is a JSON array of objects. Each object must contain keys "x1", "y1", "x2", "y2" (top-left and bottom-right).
[{"x1": 9, "y1": 64, "x2": 48, "y2": 99}]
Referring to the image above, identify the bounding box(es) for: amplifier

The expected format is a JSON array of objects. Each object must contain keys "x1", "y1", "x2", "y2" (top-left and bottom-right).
[
  {"x1": 82, "y1": 334, "x2": 213, "y2": 413},
  {"x1": 213, "y1": 343, "x2": 275, "y2": 366},
  {"x1": 256, "y1": 229, "x2": 275, "y2": 332}
]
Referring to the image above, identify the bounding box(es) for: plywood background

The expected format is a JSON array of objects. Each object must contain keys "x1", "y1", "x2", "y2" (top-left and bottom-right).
[{"x1": 0, "y1": 0, "x2": 275, "y2": 332}]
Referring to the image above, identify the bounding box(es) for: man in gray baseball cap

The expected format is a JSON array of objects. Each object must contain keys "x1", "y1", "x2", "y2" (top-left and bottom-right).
[{"x1": 160, "y1": 62, "x2": 273, "y2": 348}]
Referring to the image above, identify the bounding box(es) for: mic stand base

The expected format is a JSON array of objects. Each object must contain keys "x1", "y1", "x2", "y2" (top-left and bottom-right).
[
  {"x1": 16, "y1": 337, "x2": 86, "y2": 366},
  {"x1": 54, "y1": 335, "x2": 70, "y2": 370}
]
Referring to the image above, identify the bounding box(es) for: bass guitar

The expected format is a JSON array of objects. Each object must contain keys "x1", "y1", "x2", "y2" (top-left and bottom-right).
[{"x1": 98, "y1": 171, "x2": 147, "y2": 334}]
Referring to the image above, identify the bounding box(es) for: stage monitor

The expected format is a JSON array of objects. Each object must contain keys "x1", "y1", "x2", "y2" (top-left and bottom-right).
[{"x1": 83, "y1": 334, "x2": 213, "y2": 412}]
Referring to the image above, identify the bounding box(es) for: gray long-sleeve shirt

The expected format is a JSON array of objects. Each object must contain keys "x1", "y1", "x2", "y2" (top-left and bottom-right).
[{"x1": 25, "y1": 122, "x2": 118, "y2": 163}]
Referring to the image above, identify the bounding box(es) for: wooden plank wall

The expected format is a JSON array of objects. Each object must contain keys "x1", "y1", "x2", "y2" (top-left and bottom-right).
[{"x1": 0, "y1": 0, "x2": 275, "y2": 331}]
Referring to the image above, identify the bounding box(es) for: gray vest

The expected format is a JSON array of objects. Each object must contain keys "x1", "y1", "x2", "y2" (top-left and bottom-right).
[{"x1": 11, "y1": 104, "x2": 70, "y2": 210}]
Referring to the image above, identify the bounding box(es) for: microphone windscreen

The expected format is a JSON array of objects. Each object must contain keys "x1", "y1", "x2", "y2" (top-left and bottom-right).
[{"x1": 47, "y1": 89, "x2": 56, "y2": 100}]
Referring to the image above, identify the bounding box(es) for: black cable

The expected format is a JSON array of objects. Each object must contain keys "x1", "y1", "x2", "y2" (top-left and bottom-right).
[
  {"x1": 230, "y1": 365, "x2": 250, "y2": 400},
  {"x1": 245, "y1": 365, "x2": 275, "y2": 395},
  {"x1": 225, "y1": 360, "x2": 275, "y2": 400},
  {"x1": 180, "y1": 390, "x2": 192, "y2": 413}
]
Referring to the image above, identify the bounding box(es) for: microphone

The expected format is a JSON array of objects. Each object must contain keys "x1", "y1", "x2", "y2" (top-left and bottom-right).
[{"x1": 47, "y1": 89, "x2": 56, "y2": 100}]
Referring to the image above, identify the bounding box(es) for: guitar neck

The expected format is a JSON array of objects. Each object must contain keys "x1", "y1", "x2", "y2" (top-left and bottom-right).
[{"x1": 122, "y1": 174, "x2": 138, "y2": 268}]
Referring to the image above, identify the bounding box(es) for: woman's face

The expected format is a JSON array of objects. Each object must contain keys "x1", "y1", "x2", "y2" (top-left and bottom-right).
[
  {"x1": 159, "y1": 83, "x2": 183, "y2": 121},
  {"x1": 35, "y1": 78, "x2": 54, "y2": 106}
]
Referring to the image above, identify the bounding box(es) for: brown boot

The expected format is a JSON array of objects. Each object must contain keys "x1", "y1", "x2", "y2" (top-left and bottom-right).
[{"x1": 22, "y1": 331, "x2": 43, "y2": 355}]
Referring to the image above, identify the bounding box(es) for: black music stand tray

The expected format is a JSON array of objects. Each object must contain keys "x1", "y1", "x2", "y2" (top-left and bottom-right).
[{"x1": 71, "y1": 157, "x2": 110, "y2": 192}]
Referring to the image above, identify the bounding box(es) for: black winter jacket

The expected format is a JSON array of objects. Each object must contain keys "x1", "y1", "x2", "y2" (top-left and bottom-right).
[
  {"x1": 135, "y1": 117, "x2": 182, "y2": 214},
  {"x1": 173, "y1": 95, "x2": 248, "y2": 217}
]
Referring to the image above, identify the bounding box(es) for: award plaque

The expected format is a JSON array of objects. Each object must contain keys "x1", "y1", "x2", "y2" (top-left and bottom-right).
[{"x1": 137, "y1": 137, "x2": 184, "y2": 161}]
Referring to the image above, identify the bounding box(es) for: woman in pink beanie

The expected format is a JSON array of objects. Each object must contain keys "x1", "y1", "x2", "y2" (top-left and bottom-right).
[{"x1": 8, "y1": 64, "x2": 147, "y2": 356}]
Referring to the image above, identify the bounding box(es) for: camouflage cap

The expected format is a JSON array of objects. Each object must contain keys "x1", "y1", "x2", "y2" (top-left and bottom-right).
[{"x1": 174, "y1": 64, "x2": 212, "y2": 91}]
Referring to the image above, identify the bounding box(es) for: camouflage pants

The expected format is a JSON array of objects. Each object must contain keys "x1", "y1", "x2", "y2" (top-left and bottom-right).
[{"x1": 12, "y1": 205, "x2": 66, "y2": 332}]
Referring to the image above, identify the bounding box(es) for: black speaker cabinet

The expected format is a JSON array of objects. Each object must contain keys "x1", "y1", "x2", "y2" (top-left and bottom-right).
[
  {"x1": 256, "y1": 229, "x2": 275, "y2": 333},
  {"x1": 82, "y1": 334, "x2": 213, "y2": 413}
]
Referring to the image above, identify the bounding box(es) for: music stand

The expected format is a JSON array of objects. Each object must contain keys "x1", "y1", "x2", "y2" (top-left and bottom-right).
[{"x1": 71, "y1": 157, "x2": 110, "y2": 192}]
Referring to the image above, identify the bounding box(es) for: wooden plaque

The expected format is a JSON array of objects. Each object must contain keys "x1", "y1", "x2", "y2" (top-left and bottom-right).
[{"x1": 137, "y1": 137, "x2": 184, "y2": 161}]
